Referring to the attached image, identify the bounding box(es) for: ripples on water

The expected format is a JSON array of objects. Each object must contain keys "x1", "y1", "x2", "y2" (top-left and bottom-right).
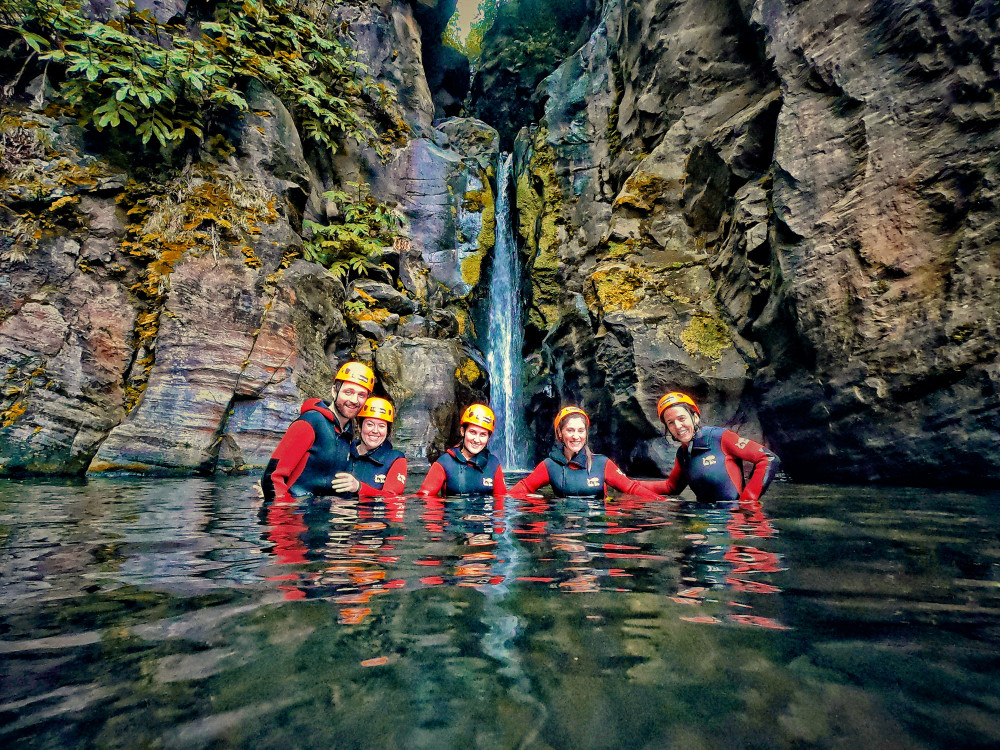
[{"x1": 1, "y1": 477, "x2": 998, "y2": 749}]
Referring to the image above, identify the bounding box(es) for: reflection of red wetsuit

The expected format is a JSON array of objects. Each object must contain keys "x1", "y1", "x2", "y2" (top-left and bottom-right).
[
  {"x1": 265, "y1": 503, "x2": 308, "y2": 565},
  {"x1": 643, "y1": 426, "x2": 778, "y2": 503}
]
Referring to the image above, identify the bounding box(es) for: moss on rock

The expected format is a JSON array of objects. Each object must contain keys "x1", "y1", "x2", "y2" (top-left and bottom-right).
[{"x1": 681, "y1": 314, "x2": 732, "y2": 360}]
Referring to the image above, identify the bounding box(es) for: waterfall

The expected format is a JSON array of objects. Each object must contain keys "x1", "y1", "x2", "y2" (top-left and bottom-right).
[{"x1": 485, "y1": 153, "x2": 530, "y2": 470}]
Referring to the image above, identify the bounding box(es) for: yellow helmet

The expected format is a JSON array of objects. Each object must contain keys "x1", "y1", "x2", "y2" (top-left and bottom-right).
[
  {"x1": 657, "y1": 391, "x2": 700, "y2": 421},
  {"x1": 335, "y1": 361, "x2": 375, "y2": 391},
  {"x1": 358, "y1": 397, "x2": 394, "y2": 423},
  {"x1": 461, "y1": 404, "x2": 496, "y2": 432},
  {"x1": 554, "y1": 406, "x2": 590, "y2": 432}
]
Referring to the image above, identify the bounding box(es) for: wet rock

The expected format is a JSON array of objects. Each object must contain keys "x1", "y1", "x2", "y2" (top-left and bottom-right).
[
  {"x1": 89, "y1": 213, "x2": 300, "y2": 474},
  {"x1": 467, "y1": 0, "x2": 604, "y2": 149},
  {"x1": 375, "y1": 336, "x2": 488, "y2": 466},
  {"x1": 511, "y1": 0, "x2": 774, "y2": 472},
  {"x1": 373, "y1": 119, "x2": 499, "y2": 299},
  {"x1": 222, "y1": 262, "x2": 348, "y2": 471},
  {"x1": 349, "y1": 279, "x2": 416, "y2": 315}
]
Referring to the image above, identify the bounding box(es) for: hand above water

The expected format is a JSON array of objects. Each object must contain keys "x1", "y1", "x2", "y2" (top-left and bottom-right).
[{"x1": 331, "y1": 472, "x2": 360, "y2": 494}]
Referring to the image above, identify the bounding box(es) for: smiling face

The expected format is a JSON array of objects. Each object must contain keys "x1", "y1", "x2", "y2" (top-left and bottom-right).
[
  {"x1": 334, "y1": 381, "x2": 370, "y2": 423},
  {"x1": 662, "y1": 405, "x2": 697, "y2": 445},
  {"x1": 462, "y1": 424, "x2": 491, "y2": 457},
  {"x1": 558, "y1": 415, "x2": 588, "y2": 456},
  {"x1": 360, "y1": 417, "x2": 388, "y2": 452}
]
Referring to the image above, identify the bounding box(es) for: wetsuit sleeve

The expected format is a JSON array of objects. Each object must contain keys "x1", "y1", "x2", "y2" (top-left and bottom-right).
[
  {"x1": 640, "y1": 457, "x2": 687, "y2": 496},
  {"x1": 721, "y1": 431, "x2": 779, "y2": 502},
  {"x1": 508, "y1": 462, "x2": 551, "y2": 499},
  {"x1": 268, "y1": 420, "x2": 315, "y2": 497},
  {"x1": 418, "y1": 461, "x2": 447, "y2": 497},
  {"x1": 493, "y1": 466, "x2": 506, "y2": 499},
  {"x1": 358, "y1": 457, "x2": 408, "y2": 497},
  {"x1": 382, "y1": 457, "x2": 408, "y2": 496},
  {"x1": 604, "y1": 460, "x2": 661, "y2": 499}
]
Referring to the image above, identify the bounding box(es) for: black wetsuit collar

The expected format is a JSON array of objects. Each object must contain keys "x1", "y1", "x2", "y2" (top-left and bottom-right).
[
  {"x1": 448, "y1": 445, "x2": 491, "y2": 471},
  {"x1": 548, "y1": 442, "x2": 586, "y2": 470}
]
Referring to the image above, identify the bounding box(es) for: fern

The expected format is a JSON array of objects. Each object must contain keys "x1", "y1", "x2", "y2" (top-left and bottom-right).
[
  {"x1": 1, "y1": 0, "x2": 403, "y2": 157},
  {"x1": 303, "y1": 183, "x2": 404, "y2": 280}
]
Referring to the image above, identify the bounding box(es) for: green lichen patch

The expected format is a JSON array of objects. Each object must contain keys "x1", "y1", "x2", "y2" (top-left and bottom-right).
[
  {"x1": 587, "y1": 265, "x2": 647, "y2": 313},
  {"x1": 613, "y1": 171, "x2": 673, "y2": 213},
  {"x1": 681, "y1": 314, "x2": 732, "y2": 360},
  {"x1": 455, "y1": 357, "x2": 482, "y2": 387}
]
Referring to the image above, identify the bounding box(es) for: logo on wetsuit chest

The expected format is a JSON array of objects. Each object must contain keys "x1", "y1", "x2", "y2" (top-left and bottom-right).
[
  {"x1": 374, "y1": 473, "x2": 386, "y2": 484},
  {"x1": 483, "y1": 477, "x2": 494, "y2": 488},
  {"x1": 587, "y1": 477, "x2": 601, "y2": 488},
  {"x1": 702, "y1": 455, "x2": 718, "y2": 467}
]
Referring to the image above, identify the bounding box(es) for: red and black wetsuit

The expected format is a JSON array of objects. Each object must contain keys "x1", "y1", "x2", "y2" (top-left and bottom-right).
[
  {"x1": 350, "y1": 440, "x2": 407, "y2": 496},
  {"x1": 510, "y1": 444, "x2": 660, "y2": 500},
  {"x1": 642, "y1": 426, "x2": 779, "y2": 503},
  {"x1": 260, "y1": 398, "x2": 354, "y2": 500},
  {"x1": 418, "y1": 446, "x2": 506, "y2": 498}
]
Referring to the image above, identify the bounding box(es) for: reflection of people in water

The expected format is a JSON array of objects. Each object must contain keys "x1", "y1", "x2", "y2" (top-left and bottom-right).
[
  {"x1": 510, "y1": 407, "x2": 660, "y2": 500},
  {"x1": 419, "y1": 404, "x2": 506, "y2": 498},
  {"x1": 262, "y1": 495, "x2": 407, "y2": 619},
  {"x1": 418, "y1": 493, "x2": 505, "y2": 587},
  {"x1": 671, "y1": 496, "x2": 788, "y2": 629},
  {"x1": 329, "y1": 397, "x2": 407, "y2": 496},
  {"x1": 643, "y1": 392, "x2": 779, "y2": 504},
  {"x1": 260, "y1": 361, "x2": 375, "y2": 500}
]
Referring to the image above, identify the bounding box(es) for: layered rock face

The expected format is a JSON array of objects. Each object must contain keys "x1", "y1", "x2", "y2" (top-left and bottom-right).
[
  {"x1": 509, "y1": 0, "x2": 1000, "y2": 484},
  {"x1": 0, "y1": 0, "x2": 497, "y2": 475}
]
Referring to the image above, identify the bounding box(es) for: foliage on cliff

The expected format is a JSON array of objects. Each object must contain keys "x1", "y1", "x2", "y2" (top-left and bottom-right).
[
  {"x1": 0, "y1": 0, "x2": 402, "y2": 157},
  {"x1": 465, "y1": 0, "x2": 599, "y2": 147},
  {"x1": 303, "y1": 182, "x2": 403, "y2": 281}
]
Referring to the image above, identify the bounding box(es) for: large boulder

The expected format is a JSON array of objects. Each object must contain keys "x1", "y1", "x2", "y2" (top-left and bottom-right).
[
  {"x1": 373, "y1": 118, "x2": 500, "y2": 301},
  {"x1": 375, "y1": 335, "x2": 488, "y2": 467}
]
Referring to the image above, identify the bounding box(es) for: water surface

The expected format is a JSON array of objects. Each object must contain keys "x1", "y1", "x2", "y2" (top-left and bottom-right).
[{"x1": 1, "y1": 478, "x2": 998, "y2": 748}]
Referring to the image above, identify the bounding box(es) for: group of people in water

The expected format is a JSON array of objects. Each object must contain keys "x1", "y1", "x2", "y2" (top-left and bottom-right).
[{"x1": 261, "y1": 361, "x2": 780, "y2": 505}]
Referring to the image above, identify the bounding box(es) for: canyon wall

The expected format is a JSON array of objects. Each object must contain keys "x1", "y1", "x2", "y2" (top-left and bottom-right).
[
  {"x1": 0, "y1": 0, "x2": 494, "y2": 474},
  {"x1": 473, "y1": 0, "x2": 1000, "y2": 483}
]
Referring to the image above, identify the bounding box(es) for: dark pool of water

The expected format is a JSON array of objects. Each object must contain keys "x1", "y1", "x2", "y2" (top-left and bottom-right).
[{"x1": 1, "y1": 477, "x2": 998, "y2": 749}]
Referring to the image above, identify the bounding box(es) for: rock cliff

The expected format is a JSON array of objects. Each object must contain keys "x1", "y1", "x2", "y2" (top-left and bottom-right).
[
  {"x1": 2, "y1": 0, "x2": 997, "y2": 486},
  {"x1": 0, "y1": 0, "x2": 497, "y2": 474},
  {"x1": 505, "y1": 0, "x2": 999, "y2": 484}
]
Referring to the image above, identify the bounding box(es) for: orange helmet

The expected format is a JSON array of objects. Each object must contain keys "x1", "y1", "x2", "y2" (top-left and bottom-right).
[
  {"x1": 657, "y1": 391, "x2": 700, "y2": 421},
  {"x1": 554, "y1": 406, "x2": 590, "y2": 432},
  {"x1": 335, "y1": 361, "x2": 375, "y2": 391},
  {"x1": 461, "y1": 404, "x2": 496, "y2": 432},
  {"x1": 358, "y1": 397, "x2": 394, "y2": 423}
]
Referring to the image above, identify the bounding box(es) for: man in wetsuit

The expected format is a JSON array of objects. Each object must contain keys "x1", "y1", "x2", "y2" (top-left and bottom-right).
[{"x1": 260, "y1": 361, "x2": 376, "y2": 500}]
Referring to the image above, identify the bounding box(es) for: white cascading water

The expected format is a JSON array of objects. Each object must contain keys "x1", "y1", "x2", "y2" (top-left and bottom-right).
[{"x1": 485, "y1": 152, "x2": 530, "y2": 470}]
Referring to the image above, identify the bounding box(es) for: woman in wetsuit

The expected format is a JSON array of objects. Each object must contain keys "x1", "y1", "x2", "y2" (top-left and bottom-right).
[
  {"x1": 643, "y1": 392, "x2": 779, "y2": 503},
  {"x1": 509, "y1": 407, "x2": 659, "y2": 500},
  {"x1": 329, "y1": 396, "x2": 407, "y2": 496},
  {"x1": 418, "y1": 404, "x2": 506, "y2": 498}
]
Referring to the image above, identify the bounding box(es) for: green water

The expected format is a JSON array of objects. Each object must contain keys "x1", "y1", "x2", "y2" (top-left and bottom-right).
[{"x1": 1, "y1": 478, "x2": 998, "y2": 749}]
